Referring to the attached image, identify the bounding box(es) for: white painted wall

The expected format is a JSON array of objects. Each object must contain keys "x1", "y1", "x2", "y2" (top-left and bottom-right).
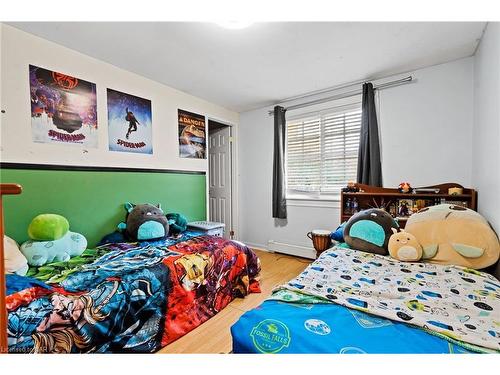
[
  {"x1": 378, "y1": 58, "x2": 474, "y2": 187},
  {"x1": 472, "y1": 22, "x2": 500, "y2": 234},
  {"x1": 0, "y1": 24, "x2": 239, "y2": 172},
  {"x1": 238, "y1": 57, "x2": 475, "y2": 253}
]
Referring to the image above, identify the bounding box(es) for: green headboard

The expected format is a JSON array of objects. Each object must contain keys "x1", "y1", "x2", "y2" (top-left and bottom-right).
[{"x1": 0, "y1": 165, "x2": 206, "y2": 247}]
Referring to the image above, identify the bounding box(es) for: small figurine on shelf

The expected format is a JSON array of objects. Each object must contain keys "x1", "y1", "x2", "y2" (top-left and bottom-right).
[
  {"x1": 352, "y1": 198, "x2": 359, "y2": 214},
  {"x1": 398, "y1": 201, "x2": 411, "y2": 217},
  {"x1": 345, "y1": 197, "x2": 352, "y2": 214},
  {"x1": 342, "y1": 181, "x2": 360, "y2": 193},
  {"x1": 388, "y1": 202, "x2": 397, "y2": 217},
  {"x1": 398, "y1": 182, "x2": 413, "y2": 194}
]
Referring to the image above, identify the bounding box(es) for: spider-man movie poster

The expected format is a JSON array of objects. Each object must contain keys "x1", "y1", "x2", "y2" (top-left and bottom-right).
[
  {"x1": 107, "y1": 89, "x2": 153, "y2": 154},
  {"x1": 29, "y1": 65, "x2": 98, "y2": 147},
  {"x1": 178, "y1": 109, "x2": 206, "y2": 158}
]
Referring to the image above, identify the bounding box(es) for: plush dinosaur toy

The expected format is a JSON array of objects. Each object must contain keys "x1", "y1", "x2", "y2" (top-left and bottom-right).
[
  {"x1": 20, "y1": 214, "x2": 87, "y2": 267},
  {"x1": 166, "y1": 213, "x2": 188, "y2": 235}
]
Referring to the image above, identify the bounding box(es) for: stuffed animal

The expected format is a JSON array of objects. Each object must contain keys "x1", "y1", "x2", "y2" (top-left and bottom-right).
[
  {"x1": 343, "y1": 208, "x2": 399, "y2": 255},
  {"x1": 28, "y1": 214, "x2": 70, "y2": 241},
  {"x1": 388, "y1": 228, "x2": 423, "y2": 262},
  {"x1": 21, "y1": 231, "x2": 87, "y2": 266},
  {"x1": 398, "y1": 182, "x2": 412, "y2": 194},
  {"x1": 4, "y1": 235, "x2": 29, "y2": 276},
  {"x1": 118, "y1": 202, "x2": 169, "y2": 241},
  {"x1": 167, "y1": 213, "x2": 188, "y2": 235},
  {"x1": 405, "y1": 204, "x2": 500, "y2": 269}
]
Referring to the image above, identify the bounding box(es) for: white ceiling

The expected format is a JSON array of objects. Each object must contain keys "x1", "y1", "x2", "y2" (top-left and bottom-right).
[{"x1": 9, "y1": 22, "x2": 486, "y2": 112}]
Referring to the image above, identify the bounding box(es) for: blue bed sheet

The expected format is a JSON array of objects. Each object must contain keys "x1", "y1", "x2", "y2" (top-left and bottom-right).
[{"x1": 231, "y1": 300, "x2": 475, "y2": 354}]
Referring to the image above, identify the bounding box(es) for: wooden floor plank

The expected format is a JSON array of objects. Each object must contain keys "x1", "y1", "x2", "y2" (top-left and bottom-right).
[{"x1": 158, "y1": 249, "x2": 311, "y2": 354}]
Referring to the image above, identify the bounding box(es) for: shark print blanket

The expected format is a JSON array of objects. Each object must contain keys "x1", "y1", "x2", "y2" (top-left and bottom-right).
[
  {"x1": 272, "y1": 247, "x2": 500, "y2": 352},
  {"x1": 7, "y1": 234, "x2": 260, "y2": 353}
]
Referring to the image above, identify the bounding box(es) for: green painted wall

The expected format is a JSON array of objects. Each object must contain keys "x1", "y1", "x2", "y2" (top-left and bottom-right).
[{"x1": 0, "y1": 168, "x2": 206, "y2": 247}]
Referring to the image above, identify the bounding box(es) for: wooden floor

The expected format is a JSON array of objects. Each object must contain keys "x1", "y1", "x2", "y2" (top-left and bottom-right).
[{"x1": 159, "y1": 249, "x2": 311, "y2": 353}]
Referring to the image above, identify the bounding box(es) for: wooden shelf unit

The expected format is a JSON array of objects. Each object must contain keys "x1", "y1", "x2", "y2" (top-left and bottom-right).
[{"x1": 340, "y1": 183, "x2": 477, "y2": 229}]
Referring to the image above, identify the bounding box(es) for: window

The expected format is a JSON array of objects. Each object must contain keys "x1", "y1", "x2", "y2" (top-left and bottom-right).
[{"x1": 286, "y1": 105, "x2": 361, "y2": 198}]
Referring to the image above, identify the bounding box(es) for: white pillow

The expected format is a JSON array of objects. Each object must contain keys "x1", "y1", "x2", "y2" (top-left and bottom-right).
[{"x1": 4, "y1": 235, "x2": 29, "y2": 276}]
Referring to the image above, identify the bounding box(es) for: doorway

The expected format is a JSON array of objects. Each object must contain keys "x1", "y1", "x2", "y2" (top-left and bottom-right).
[{"x1": 208, "y1": 119, "x2": 233, "y2": 239}]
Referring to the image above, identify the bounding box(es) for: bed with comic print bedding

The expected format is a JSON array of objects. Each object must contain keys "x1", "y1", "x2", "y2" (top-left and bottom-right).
[
  {"x1": 231, "y1": 246, "x2": 500, "y2": 354},
  {"x1": 7, "y1": 231, "x2": 260, "y2": 353}
]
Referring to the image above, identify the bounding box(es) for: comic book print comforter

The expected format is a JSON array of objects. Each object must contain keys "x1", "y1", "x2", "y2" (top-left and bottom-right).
[
  {"x1": 7, "y1": 233, "x2": 261, "y2": 353},
  {"x1": 271, "y1": 247, "x2": 499, "y2": 352}
]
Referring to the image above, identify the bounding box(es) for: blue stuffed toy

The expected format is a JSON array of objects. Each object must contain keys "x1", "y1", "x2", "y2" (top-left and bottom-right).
[{"x1": 21, "y1": 231, "x2": 87, "y2": 267}]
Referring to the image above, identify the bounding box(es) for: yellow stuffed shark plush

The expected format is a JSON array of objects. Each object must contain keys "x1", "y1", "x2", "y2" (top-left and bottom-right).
[{"x1": 405, "y1": 204, "x2": 500, "y2": 269}]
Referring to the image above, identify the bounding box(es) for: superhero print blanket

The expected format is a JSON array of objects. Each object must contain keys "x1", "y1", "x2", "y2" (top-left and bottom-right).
[
  {"x1": 7, "y1": 233, "x2": 260, "y2": 353},
  {"x1": 232, "y1": 247, "x2": 499, "y2": 353}
]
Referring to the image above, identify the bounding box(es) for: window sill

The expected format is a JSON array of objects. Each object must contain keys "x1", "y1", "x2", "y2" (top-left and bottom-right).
[{"x1": 286, "y1": 195, "x2": 341, "y2": 208}]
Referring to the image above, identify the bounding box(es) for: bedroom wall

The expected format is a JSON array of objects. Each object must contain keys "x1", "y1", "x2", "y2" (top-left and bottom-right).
[
  {"x1": 0, "y1": 24, "x2": 240, "y2": 241},
  {"x1": 238, "y1": 57, "x2": 475, "y2": 254},
  {"x1": 0, "y1": 24, "x2": 239, "y2": 172},
  {"x1": 472, "y1": 22, "x2": 500, "y2": 234}
]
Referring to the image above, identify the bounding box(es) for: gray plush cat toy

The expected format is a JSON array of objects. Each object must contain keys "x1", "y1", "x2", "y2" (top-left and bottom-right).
[{"x1": 118, "y1": 202, "x2": 169, "y2": 241}]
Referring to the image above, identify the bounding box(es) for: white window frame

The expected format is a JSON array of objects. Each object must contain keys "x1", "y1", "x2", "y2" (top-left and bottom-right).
[{"x1": 285, "y1": 101, "x2": 362, "y2": 203}]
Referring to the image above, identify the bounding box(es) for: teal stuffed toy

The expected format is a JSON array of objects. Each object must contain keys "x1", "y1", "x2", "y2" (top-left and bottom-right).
[
  {"x1": 21, "y1": 232, "x2": 87, "y2": 266},
  {"x1": 166, "y1": 213, "x2": 188, "y2": 235},
  {"x1": 20, "y1": 214, "x2": 87, "y2": 266}
]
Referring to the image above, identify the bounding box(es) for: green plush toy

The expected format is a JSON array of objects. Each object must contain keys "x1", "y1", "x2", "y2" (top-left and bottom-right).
[
  {"x1": 28, "y1": 214, "x2": 69, "y2": 240},
  {"x1": 166, "y1": 213, "x2": 188, "y2": 235}
]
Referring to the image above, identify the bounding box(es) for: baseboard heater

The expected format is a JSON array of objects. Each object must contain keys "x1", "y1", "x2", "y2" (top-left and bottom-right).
[{"x1": 267, "y1": 240, "x2": 316, "y2": 260}]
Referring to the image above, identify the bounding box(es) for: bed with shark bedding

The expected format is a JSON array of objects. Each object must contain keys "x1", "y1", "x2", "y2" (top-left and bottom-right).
[
  {"x1": 7, "y1": 231, "x2": 261, "y2": 353},
  {"x1": 231, "y1": 247, "x2": 499, "y2": 354}
]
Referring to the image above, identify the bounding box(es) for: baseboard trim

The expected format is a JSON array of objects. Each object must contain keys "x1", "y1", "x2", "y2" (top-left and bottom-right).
[
  {"x1": 243, "y1": 241, "x2": 271, "y2": 253},
  {"x1": 267, "y1": 240, "x2": 316, "y2": 260}
]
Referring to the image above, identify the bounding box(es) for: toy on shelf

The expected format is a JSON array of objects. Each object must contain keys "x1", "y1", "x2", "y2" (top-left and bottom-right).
[
  {"x1": 341, "y1": 181, "x2": 360, "y2": 193},
  {"x1": 118, "y1": 202, "x2": 169, "y2": 241},
  {"x1": 398, "y1": 182, "x2": 413, "y2": 194},
  {"x1": 388, "y1": 228, "x2": 423, "y2": 262},
  {"x1": 20, "y1": 214, "x2": 87, "y2": 266}
]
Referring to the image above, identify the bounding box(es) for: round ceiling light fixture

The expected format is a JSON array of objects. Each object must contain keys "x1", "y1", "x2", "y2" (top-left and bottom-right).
[{"x1": 215, "y1": 21, "x2": 253, "y2": 30}]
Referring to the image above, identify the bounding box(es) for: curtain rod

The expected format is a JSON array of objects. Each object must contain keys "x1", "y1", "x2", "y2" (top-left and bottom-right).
[{"x1": 268, "y1": 76, "x2": 413, "y2": 116}]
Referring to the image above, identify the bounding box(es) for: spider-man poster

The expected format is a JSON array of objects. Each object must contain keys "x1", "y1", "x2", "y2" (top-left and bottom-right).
[
  {"x1": 107, "y1": 88, "x2": 153, "y2": 154},
  {"x1": 29, "y1": 65, "x2": 98, "y2": 147}
]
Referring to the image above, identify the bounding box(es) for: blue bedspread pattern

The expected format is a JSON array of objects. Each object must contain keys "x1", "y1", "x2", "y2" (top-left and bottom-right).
[
  {"x1": 272, "y1": 247, "x2": 500, "y2": 351},
  {"x1": 232, "y1": 300, "x2": 475, "y2": 353}
]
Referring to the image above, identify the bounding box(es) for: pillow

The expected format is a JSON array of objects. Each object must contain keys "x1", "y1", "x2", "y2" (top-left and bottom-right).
[
  {"x1": 343, "y1": 209, "x2": 399, "y2": 255},
  {"x1": 405, "y1": 204, "x2": 500, "y2": 269},
  {"x1": 4, "y1": 235, "x2": 29, "y2": 276}
]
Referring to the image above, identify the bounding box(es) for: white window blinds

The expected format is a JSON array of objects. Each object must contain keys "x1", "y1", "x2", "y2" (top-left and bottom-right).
[{"x1": 286, "y1": 106, "x2": 361, "y2": 195}]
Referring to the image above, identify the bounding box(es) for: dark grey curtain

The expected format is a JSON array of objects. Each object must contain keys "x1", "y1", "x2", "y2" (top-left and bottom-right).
[
  {"x1": 272, "y1": 106, "x2": 287, "y2": 219},
  {"x1": 357, "y1": 82, "x2": 382, "y2": 186}
]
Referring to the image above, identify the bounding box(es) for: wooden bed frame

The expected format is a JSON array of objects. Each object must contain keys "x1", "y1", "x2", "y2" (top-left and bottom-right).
[{"x1": 0, "y1": 184, "x2": 23, "y2": 353}]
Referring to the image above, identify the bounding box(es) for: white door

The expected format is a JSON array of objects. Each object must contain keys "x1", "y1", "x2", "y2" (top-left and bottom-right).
[{"x1": 208, "y1": 124, "x2": 232, "y2": 238}]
